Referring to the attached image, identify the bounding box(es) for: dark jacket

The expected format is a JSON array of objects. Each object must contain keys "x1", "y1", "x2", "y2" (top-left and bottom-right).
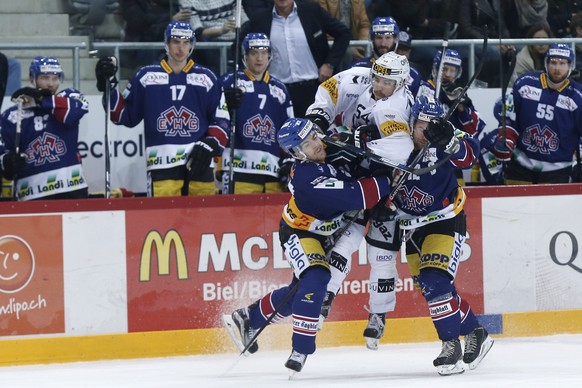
[{"x1": 245, "y1": 1, "x2": 351, "y2": 71}]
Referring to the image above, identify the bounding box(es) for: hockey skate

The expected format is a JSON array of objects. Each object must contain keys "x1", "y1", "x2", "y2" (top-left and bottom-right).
[
  {"x1": 222, "y1": 307, "x2": 258, "y2": 355},
  {"x1": 463, "y1": 326, "x2": 494, "y2": 370},
  {"x1": 285, "y1": 349, "x2": 308, "y2": 377},
  {"x1": 317, "y1": 291, "x2": 336, "y2": 330},
  {"x1": 433, "y1": 338, "x2": 465, "y2": 376},
  {"x1": 363, "y1": 312, "x2": 385, "y2": 350}
]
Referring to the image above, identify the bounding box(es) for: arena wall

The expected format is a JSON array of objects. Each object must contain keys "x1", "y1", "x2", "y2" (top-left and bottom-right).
[{"x1": 1, "y1": 185, "x2": 581, "y2": 366}]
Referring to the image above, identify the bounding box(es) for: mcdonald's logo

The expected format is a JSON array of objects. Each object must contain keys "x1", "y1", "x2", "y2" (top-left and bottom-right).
[{"x1": 139, "y1": 230, "x2": 189, "y2": 281}]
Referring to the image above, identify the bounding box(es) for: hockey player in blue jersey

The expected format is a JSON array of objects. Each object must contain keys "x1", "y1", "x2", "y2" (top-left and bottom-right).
[
  {"x1": 219, "y1": 32, "x2": 294, "y2": 194},
  {"x1": 222, "y1": 117, "x2": 394, "y2": 374},
  {"x1": 492, "y1": 43, "x2": 582, "y2": 184},
  {"x1": 393, "y1": 95, "x2": 493, "y2": 375},
  {"x1": 417, "y1": 49, "x2": 486, "y2": 140},
  {"x1": 95, "y1": 21, "x2": 230, "y2": 197},
  {"x1": 351, "y1": 16, "x2": 422, "y2": 97},
  {"x1": 1, "y1": 56, "x2": 89, "y2": 200}
]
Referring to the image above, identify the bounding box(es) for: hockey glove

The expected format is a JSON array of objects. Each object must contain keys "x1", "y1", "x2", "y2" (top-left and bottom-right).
[
  {"x1": 187, "y1": 138, "x2": 222, "y2": 180},
  {"x1": 0, "y1": 152, "x2": 27, "y2": 180},
  {"x1": 354, "y1": 124, "x2": 380, "y2": 148},
  {"x1": 492, "y1": 126, "x2": 518, "y2": 162},
  {"x1": 278, "y1": 157, "x2": 294, "y2": 187},
  {"x1": 305, "y1": 111, "x2": 330, "y2": 132},
  {"x1": 368, "y1": 197, "x2": 397, "y2": 222},
  {"x1": 424, "y1": 118, "x2": 460, "y2": 154},
  {"x1": 224, "y1": 87, "x2": 244, "y2": 110},
  {"x1": 95, "y1": 56, "x2": 118, "y2": 92},
  {"x1": 11, "y1": 87, "x2": 52, "y2": 108}
]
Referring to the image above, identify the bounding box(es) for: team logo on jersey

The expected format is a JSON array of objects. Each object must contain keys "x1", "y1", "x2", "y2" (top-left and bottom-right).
[
  {"x1": 396, "y1": 185, "x2": 435, "y2": 211},
  {"x1": 27, "y1": 132, "x2": 67, "y2": 165},
  {"x1": 157, "y1": 106, "x2": 200, "y2": 136},
  {"x1": 243, "y1": 114, "x2": 276, "y2": 145},
  {"x1": 522, "y1": 124, "x2": 559, "y2": 154}
]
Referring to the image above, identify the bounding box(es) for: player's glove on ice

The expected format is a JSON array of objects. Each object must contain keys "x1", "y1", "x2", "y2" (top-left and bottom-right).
[
  {"x1": 95, "y1": 56, "x2": 118, "y2": 92},
  {"x1": 224, "y1": 88, "x2": 244, "y2": 110},
  {"x1": 278, "y1": 157, "x2": 294, "y2": 187},
  {"x1": 187, "y1": 138, "x2": 222, "y2": 180},
  {"x1": 0, "y1": 152, "x2": 27, "y2": 180},
  {"x1": 424, "y1": 118, "x2": 460, "y2": 154}
]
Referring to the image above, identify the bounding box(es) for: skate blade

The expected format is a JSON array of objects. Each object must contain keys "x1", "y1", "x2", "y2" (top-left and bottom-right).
[
  {"x1": 288, "y1": 369, "x2": 298, "y2": 380},
  {"x1": 436, "y1": 360, "x2": 465, "y2": 376},
  {"x1": 467, "y1": 336, "x2": 494, "y2": 370},
  {"x1": 365, "y1": 337, "x2": 379, "y2": 351},
  {"x1": 221, "y1": 314, "x2": 249, "y2": 356}
]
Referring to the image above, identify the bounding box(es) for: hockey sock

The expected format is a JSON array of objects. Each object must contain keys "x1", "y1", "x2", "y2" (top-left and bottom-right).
[{"x1": 291, "y1": 266, "x2": 330, "y2": 354}]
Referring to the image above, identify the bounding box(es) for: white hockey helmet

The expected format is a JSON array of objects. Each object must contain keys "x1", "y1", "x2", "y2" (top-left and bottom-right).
[{"x1": 370, "y1": 52, "x2": 410, "y2": 89}]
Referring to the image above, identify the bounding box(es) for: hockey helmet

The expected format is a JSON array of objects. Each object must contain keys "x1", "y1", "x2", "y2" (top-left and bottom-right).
[
  {"x1": 371, "y1": 52, "x2": 410, "y2": 89},
  {"x1": 370, "y1": 16, "x2": 399, "y2": 38},
  {"x1": 164, "y1": 21, "x2": 195, "y2": 43},
  {"x1": 242, "y1": 33, "x2": 271, "y2": 55},
  {"x1": 410, "y1": 95, "x2": 445, "y2": 128},
  {"x1": 432, "y1": 49, "x2": 463, "y2": 81},
  {"x1": 29, "y1": 56, "x2": 64, "y2": 82},
  {"x1": 278, "y1": 118, "x2": 318, "y2": 158},
  {"x1": 545, "y1": 43, "x2": 575, "y2": 77}
]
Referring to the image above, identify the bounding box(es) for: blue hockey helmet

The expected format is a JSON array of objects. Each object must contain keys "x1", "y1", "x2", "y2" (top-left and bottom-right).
[
  {"x1": 164, "y1": 21, "x2": 195, "y2": 43},
  {"x1": 242, "y1": 33, "x2": 271, "y2": 55},
  {"x1": 410, "y1": 95, "x2": 445, "y2": 128},
  {"x1": 29, "y1": 56, "x2": 64, "y2": 82},
  {"x1": 370, "y1": 16, "x2": 399, "y2": 38},
  {"x1": 545, "y1": 43, "x2": 575, "y2": 77},
  {"x1": 278, "y1": 118, "x2": 318, "y2": 157},
  {"x1": 432, "y1": 49, "x2": 463, "y2": 81}
]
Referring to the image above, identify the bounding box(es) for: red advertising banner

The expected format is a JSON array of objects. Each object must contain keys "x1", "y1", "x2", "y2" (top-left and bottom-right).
[
  {"x1": 0, "y1": 215, "x2": 65, "y2": 336},
  {"x1": 126, "y1": 194, "x2": 484, "y2": 332}
]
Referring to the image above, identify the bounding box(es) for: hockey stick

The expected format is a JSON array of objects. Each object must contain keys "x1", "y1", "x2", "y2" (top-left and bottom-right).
[
  {"x1": 104, "y1": 72, "x2": 112, "y2": 199},
  {"x1": 434, "y1": 22, "x2": 451, "y2": 100},
  {"x1": 226, "y1": 0, "x2": 243, "y2": 194},
  {"x1": 319, "y1": 133, "x2": 442, "y2": 175},
  {"x1": 11, "y1": 97, "x2": 23, "y2": 201},
  {"x1": 389, "y1": 31, "x2": 489, "y2": 200}
]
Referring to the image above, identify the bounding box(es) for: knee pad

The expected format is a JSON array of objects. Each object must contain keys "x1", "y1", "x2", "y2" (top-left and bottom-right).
[
  {"x1": 417, "y1": 268, "x2": 454, "y2": 302},
  {"x1": 327, "y1": 251, "x2": 351, "y2": 295}
]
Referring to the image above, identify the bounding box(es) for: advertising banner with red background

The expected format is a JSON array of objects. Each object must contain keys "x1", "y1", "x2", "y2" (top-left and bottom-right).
[
  {"x1": 126, "y1": 194, "x2": 484, "y2": 332},
  {"x1": 0, "y1": 215, "x2": 65, "y2": 336}
]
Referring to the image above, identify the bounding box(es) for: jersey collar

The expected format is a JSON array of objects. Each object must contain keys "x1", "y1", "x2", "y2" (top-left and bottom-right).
[
  {"x1": 244, "y1": 68, "x2": 270, "y2": 83},
  {"x1": 160, "y1": 58, "x2": 195, "y2": 73},
  {"x1": 540, "y1": 72, "x2": 570, "y2": 92}
]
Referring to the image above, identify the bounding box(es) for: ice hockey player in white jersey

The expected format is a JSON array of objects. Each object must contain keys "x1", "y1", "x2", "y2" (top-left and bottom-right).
[{"x1": 305, "y1": 51, "x2": 414, "y2": 350}]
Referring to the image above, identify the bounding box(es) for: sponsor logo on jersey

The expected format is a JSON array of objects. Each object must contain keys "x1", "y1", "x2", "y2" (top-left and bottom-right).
[
  {"x1": 518, "y1": 85, "x2": 542, "y2": 101},
  {"x1": 556, "y1": 95, "x2": 578, "y2": 111},
  {"x1": 328, "y1": 252, "x2": 348, "y2": 272},
  {"x1": 67, "y1": 169, "x2": 85, "y2": 188},
  {"x1": 523, "y1": 124, "x2": 559, "y2": 154},
  {"x1": 187, "y1": 73, "x2": 213, "y2": 91},
  {"x1": 157, "y1": 106, "x2": 200, "y2": 136},
  {"x1": 140, "y1": 72, "x2": 169, "y2": 86},
  {"x1": 37, "y1": 174, "x2": 65, "y2": 195},
  {"x1": 243, "y1": 114, "x2": 276, "y2": 145},
  {"x1": 379, "y1": 120, "x2": 408, "y2": 137},
  {"x1": 321, "y1": 77, "x2": 339, "y2": 104},
  {"x1": 269, "y1": 83, "x2": 287, "y2": 104},
  {"x1": 429, "y1": 301, "x2": 453, "y2": 317},
  {"x1": 27, "y1": 132, "x2": 67, "y2": 166},
  {"x1": 372, "y1": 278, "x2": 395, "y2": 293}
]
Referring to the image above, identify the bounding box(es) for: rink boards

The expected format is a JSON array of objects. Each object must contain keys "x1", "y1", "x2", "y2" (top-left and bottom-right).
[{"x1": 1, "y1": 184, "x2": 582, "y2": 365}]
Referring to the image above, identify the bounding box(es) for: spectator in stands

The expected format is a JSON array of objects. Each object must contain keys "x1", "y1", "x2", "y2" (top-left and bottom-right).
[
  {"x1": 95, "y1": 21, "x2": 230, "y2": 197},
  {"x1": 387, "y1": 0, "x2": 459, "y2": 81},
  {"x1": 569, "y1": 12, "x2": 582, "y2": 77},
  {"x1": 507, "y1": 0, "x2": 549, "y2": 38},
  {"x1": 318, "y1": 0, "x2": 371, "y2": 66},
  {"x1": 121, "y1": 0, "x2": 192, "y2": 74},
  {"x1": 243, "y1": 0, "x2": 274, "y2": 14},
  {"x1": 395, "y1": 30, "x2": 422, "y2": 96},
  {"x1": 457, "y1": 0, "x2": 515, "y2": 87},
  {"x1": 508, "y1": 22, "x2": 554, "y2": 87},
  {"x1": 492, "y1": 43, "x2": 582, "y2": 184},
  {"x1": 246, "y1": 0, "x2": 351, "y2": 118},
  {"x1": 179, "y1": 0, "x2": 249, "y2": 76},
  {"x1": 1, "y1": 56, "x2": 89, "y2": 201},
  {"x1": 547, "y1": 0, "x2": 576, "y2": 37},
  {"x1": 219, "y1": 33, "x2": 294, "y2": 194}
]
